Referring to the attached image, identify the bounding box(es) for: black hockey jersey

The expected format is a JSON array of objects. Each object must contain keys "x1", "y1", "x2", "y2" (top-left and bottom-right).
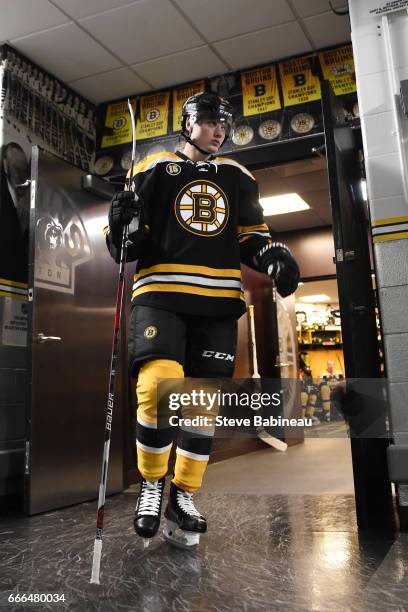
[{"x1": 106, "y1": 150, "x2": 272, "y2": 317}]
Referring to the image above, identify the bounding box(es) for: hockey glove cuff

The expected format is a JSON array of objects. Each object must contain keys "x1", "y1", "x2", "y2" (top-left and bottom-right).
[
  {"x1": 109, "y1": 191, "x2": 142, "y2": 234},
  {"x1": 254, "y1": 242, "x2": 300, "y2": 297}
]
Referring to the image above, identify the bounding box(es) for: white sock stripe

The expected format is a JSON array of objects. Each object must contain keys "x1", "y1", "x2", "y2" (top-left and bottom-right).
[
  {"x1": 176, "y1": 447, "x2": 209, "y2": 461},
  {"x1": 136, "y1": 441, "x2": 173, "y2": 454}
]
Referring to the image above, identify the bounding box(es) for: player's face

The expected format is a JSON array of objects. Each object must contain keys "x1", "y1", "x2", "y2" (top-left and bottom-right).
[{"x1": 190, "y1": 118, "x2": 226, "y2": 153}]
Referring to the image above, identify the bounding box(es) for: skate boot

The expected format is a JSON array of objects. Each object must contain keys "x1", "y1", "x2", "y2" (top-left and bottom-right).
[
  {"x1": 134, "y1": 477, "x2": 165, "y2": 548},
  {"x1": 163, "y1": 482, "x2": 207, "y2": 549}
]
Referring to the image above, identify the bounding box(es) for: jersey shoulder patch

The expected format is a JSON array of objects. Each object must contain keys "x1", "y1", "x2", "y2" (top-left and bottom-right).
[
  {"x1": 130, "y1": 151, "x2": 181, "y2": 177},
  {"x1": 214, "y1": 156, "x2": 256, "y2": 181}
]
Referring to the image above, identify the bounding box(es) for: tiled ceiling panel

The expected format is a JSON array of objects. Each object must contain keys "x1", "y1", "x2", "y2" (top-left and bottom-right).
[
  {"x1": 172, "y1": 0, "x2": 295, "y2": 42},
  {"x1": 68, "y1": 67, "x2": 151, "y2": 103},
  {"x1": 79, "y1": 0, "x2": 203, "y2": 65},
  {"x1": 254, "y1": 159, "x2": 332, "y2": 231},
  {"x1": 3, "y1": 0, "x2": 353, "y2": 104},
  {"x1": 302, "y1": 11, "x2": 351, "y2": 49},
  {"x1": 50, "y1": 0, "x2": 143, "y2": 20},
  {"x1": 213, "y1": 21, "x2": 312, "y2": 71},
  {"x1": 0, "y1": 0, "x2": 69, "y2": 40},
  {"x1": 133, "y1": 46, "x2": 228, "y2": 89},
  {"x1": 10, "y1": 23, "x2": 121, "y2": 82},
  {"x1": 289, "y1": 0, "x2": 348, "y2": 19},
  {"x1": 267, "y1": 209, "x2": 328, "y2": 232}
]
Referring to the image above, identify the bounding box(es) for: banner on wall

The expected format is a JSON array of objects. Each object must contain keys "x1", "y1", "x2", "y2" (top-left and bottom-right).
[
  {"x1": 279, "y1": 54, "x2": 321, "y2": 106},
  {"x1": 172, "y1": 80, "x2": 205, "y2": 132},
  {"x1": 100, "y1": 98, "x2": 137, "y2": 148},
  {"x1": 241, "y1": 65, "x2": 281, "y2": 116},
  {"x1": 136, "y1": 91, "x2": 170, "y2": 140},
  {"x1": 319, "y1": 45, "x2": 356, "y2": 96}
]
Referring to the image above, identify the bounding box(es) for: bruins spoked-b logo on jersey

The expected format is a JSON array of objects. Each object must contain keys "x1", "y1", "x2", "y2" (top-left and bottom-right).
[{"x1": 174, "y1": 180, "x2": 229, "y2": 236}]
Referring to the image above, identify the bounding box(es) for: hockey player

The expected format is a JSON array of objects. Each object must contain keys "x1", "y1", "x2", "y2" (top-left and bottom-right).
[{"x1": 106, "y1": 92, "x2": 300, "y2": 549}]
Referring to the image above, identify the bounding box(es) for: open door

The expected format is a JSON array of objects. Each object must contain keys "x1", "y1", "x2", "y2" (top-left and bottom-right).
[
  {"x1": 25, "y1": 147, "x2": 125, "y2": 515},
  {"x1": 321, "y1": 80, "x2": 395, "y2": 529}
]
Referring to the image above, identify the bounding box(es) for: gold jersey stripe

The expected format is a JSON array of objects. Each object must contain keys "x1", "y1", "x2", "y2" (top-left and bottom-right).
[
  {"x1": 103, "y1": 226, "x2": 109, "y2": 237},
  {"x1": 134, "y1": 263, "x2": 242, "y2": 280},
  {"x1": 372, "y1": 215, "x2": 408, "y2": 227},
  {"x1": 239, "y1": 235, "x2": 252, "y2": 244},
  {"x1": 132, "y1": 283, "x2": 245, "y2": 300},
  {"x1": 0, "y1": 291, "x2": 26, "y2": 300},
  {"x1": 129, "y1": 151, "x2": 180, "y2": 177},
  {"x1": 0, "y1": 278, "x2": 28, "y2": 289},
  {"x1": 238, "y1": 223, "x2": 269, "y2": 233},
  {"x1": 215, "y1": 156, "x2": 256, "y2": 181},
  {"x1": 373, "y1": 231, "x2": 408, "y2": 243}
]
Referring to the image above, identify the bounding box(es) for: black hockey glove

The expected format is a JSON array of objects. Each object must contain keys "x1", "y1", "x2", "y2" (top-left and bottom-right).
[
  {"x1": 108, "y1": 191, "x2": 142, "y2": 233},
  {"x1": 255, "y1": 242, "x2": 300, "y2": 297}
]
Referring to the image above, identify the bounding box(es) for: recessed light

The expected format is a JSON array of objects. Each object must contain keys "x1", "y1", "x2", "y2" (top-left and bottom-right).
[{"x1": 260, "y1": 193, "x2": 310, "y2": 216}]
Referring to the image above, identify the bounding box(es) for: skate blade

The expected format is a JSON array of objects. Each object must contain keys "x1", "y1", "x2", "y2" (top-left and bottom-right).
[{"x1": 163, "y1": 520, "x2": 200, "y2": 550}]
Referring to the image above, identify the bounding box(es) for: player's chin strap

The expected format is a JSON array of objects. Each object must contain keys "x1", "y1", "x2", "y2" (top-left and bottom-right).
[{"x1": 183, "y1": 132, "x2": 214, "y2": 157}]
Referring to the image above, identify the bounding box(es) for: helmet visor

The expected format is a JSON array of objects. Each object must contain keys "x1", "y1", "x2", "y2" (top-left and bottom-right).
[{"x1": 191, "y1": 107, "x2": 234, "y2": 137}]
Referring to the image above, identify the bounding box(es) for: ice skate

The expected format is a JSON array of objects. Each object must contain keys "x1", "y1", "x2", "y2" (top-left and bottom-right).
[
  {"x1": 134, "y1": 477, "x2": 165, "y2": 548},
  {"x1": 163, "y1": 482, "x2": 207, "y2": 549}
]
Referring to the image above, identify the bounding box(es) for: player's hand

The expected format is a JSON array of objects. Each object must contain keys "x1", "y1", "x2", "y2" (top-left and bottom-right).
[
  {"x1": 260, "y1": 243, "x2": 300, "y2": 297},
  {"x1": 109, "y1": 191, "x2": 141, "y2": 232}
]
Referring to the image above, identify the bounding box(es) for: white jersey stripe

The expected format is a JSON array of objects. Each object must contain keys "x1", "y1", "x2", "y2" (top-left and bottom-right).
[
  {"x1": 133, "y1": 273, "x2": 243, "y2": 291},
  {"x1": 0, "y1": 283, "x2": 27, "y2": 295},
  {"x1": 238, "y1": 231, "x2": 270, "y2": 238}
]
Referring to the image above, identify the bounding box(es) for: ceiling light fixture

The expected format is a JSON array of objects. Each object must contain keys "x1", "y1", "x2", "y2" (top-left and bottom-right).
[
  {"x1": 260, "y1": 193, "x2": 310, "y2": 216},
  {"x1": 299, "y1": 294, "x2": 331, "y2": 303}
]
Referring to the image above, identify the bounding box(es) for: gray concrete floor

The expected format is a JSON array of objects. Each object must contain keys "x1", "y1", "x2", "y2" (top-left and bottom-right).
[{"x1": 203, "y1": 437, "x2": 354, "y2": 495}]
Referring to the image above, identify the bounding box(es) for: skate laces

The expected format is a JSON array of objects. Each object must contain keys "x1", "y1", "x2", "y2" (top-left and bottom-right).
[
  {"x1": 176, "y1": 490, "x2": 201, "y2": 517},
  {"x1": 137, "y1": 480, "x2": 163, "y2": 516}
]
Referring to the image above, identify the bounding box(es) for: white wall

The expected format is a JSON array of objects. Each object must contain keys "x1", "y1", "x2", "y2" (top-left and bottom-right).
[{"x1": 349, "y1": 0, "x2": 408, "y2": 457}]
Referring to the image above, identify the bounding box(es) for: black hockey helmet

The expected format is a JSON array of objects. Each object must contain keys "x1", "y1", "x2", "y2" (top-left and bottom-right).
[{"x1": 181, "y1": 92, "x2": 235, "y2": 142}]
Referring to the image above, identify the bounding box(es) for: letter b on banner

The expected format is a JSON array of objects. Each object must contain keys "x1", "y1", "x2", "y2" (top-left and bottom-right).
[
  {"x1": 254, "y1": 84, "x2": 266, "y2": 97},
  {"x1": 293, "y1": 73, "x2": 306, "y2": 87}
]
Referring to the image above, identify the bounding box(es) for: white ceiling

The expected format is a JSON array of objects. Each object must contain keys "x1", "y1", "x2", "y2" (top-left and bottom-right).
[
  {"x1": 254, "y1": 156, "x2": 332, "y2": 232},
  {"x1": 295, "y1": 278, "x2": 339, "y2": 303},
  {"x1": 2, "y1": 0, "x2": 351, "y2": 104}
]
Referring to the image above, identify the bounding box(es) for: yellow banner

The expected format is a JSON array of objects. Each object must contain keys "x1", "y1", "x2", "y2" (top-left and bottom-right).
[
  {"x1": 319, "y1": 44, "x2": 356, "y2": 96},
  {"x1": 100, "y1": 98, "x2": 137, "y2": 148},
  {"x1": 173, "y1": 80, "x2": 205, "y2": 132},
  {"x1": 279, "y1": 55, "x2": 321, "y2": 106},
  {"x1": 136, "y1": 91, "x2": 170, "y2": 140},
  {"x1": 241, "y1": 65, "x2": 281, "y2": 116}
]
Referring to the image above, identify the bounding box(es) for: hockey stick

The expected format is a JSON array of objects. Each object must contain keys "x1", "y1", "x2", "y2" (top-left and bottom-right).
[
  {"x1": 248, "y1": 304, "x2": 288, "y2": 452},
  {"x1": 90, "y1": 99, "x2": 137, "y2": 585}
]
